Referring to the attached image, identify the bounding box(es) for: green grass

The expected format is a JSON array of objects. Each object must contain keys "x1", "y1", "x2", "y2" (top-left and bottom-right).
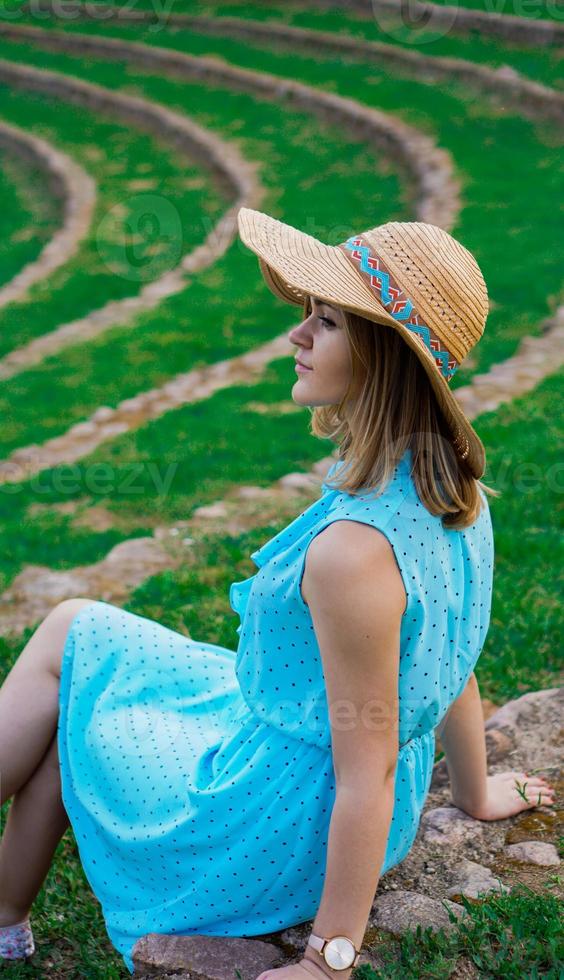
[
  {"x1": 422, "y1": 0, "x2": 564, "y2": 21},
  {"x1": 0, "y1": 0, "x2": 559, "y2": 696},
  {"x1": 0, "y1": 23, "x2": 559, "y2": 512},
  {"x1": 471, "y1": 367, "x2": 564, "y2": 703},
  {"x1": 364, "y1": 885, "x2": 564, "y2": 978},
  {"x1": 0, "y1": 143, "x2": 61, "y2": 288},
  {"x1": 12, "y1": 0, "x2": 564, "y2": 32},
  {"x1": 0, "y1": 356, "x2": 369, "y2": 592},
  {"x1": 162, "y1": 2, "x2": 564, "y2": 89},
  {"x1": 0, "y1": 76, "x2": 226, "y2": 358},
  {"x1": 15, "y1": 0, "x2": 564, "y2": 89},
  {"x1": 0, "y1": 4, "x2": 561, "y2": 976},
  {"x1": 0, "y1": 25, "x2": 559, "y2": 461},
  {"x1": 0, "y1": 36, "x2": 405, "y2": 455}
]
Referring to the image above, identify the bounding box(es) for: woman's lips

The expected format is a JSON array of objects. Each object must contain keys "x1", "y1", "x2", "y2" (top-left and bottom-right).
[{"x1": 295, "y1": 363, "x2": 313, "y2": 373}]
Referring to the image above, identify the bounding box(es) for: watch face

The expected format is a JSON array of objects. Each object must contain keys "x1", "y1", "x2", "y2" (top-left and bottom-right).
[{"x1": 324, "y1": 936, "x2": 355, "y2": 970}]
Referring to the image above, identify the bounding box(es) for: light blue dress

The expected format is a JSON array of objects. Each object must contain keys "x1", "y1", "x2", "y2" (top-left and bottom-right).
[{"x1": 57, "y1": 447, "x2": 494, "y2": 973}]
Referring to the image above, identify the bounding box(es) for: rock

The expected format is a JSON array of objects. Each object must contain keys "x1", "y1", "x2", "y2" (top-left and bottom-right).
[
  {"x1": 484, "y1": 727, "x2": 515, "y2": 762},
  {"x1": 480, "y1": 697, "x2": 504, "y2": 724},
  {"x1": 484, "y1": 687, "x2": 560, "y2": 732},
  {"x1": 370, "y1": 890, "x2": 467, "y2": 936},
  {"x1": 103, "y1": 537, "x2": 174, "y2": 571},
  {"x1": 0, "y1": 537, "x2": 183, "y2": 635},
  {"x1": 429, "y1": 756, "x2": 450, "y2": 789},
  {"x1": 98, "y1": 421, "x2": 130, "y2": 439},
  {"x1": 357, "y1": 947, "x2": 393, "y2": 973},
  {"x1": 192, "y1": 503, "x2": 229, "y2": 519},
  {"x1": 90, "y1": 405, "x2": 115, "y2": 422},
  {"x1": 118, "y1": 397, "x2": 147, "y2": 413},
  {"x1": 132, "y1": 933, "x2": 283, "y2": 978},
  {"x1": 8, "y1": 445, "x2": 41, "y2": 463},
  {"x1": 446, "y1": 860, "x2": 510, "y2": 900},
  {"x1": 234, "y1": 485, "x2": 271, "y2": 499},
  {"x1": 504, "y1": 841, "x2": 560, "y2": 866},
  {"x1": 311, "y1": 456, "x2": 337, "y2": 477},
  {"x1": 277, "y1": 472, "x2": 320, "y2": 491},
  {"x1": 484, "y1": 688, "x2": 562, "y2": 773},
  {"x1": 420, "y1": 806, "x2": 482, "y2": 845},
  {"x1": 277, "y1": 922, "x2": 314, "y2": 955},
  {"x1": 431, "y1": 724, "x2": 514, "y2": 791},
  {"x1": 68, "y1": 420, "x2": 98, "y2": 437}
]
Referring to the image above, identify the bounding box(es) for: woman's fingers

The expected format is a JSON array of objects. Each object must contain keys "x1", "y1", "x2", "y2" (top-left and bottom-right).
[
  {"x1": 512, "y1": 776, "x2": 555, "y2": 804},
  {"x1": 510, "y1": 771, "x2": 555, "y2": 791}
]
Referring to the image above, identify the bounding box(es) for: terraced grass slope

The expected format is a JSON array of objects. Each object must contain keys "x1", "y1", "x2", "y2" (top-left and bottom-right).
[
  {"x1": 0, "y1": 141, "x2": 61, "y2": 287},
  {"x1": 0, "y1": 1, "x2": 562, "y2": 975}
]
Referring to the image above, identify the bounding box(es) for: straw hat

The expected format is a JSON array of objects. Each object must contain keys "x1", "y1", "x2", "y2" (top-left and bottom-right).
[{"x1": 237, "y1": 207, "x2": 489, "y2": 480}]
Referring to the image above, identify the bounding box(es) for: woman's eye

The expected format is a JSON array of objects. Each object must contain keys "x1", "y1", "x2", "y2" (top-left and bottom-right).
[{"x1": 319, "y1": 316, "x2": 336, "y2": 329}]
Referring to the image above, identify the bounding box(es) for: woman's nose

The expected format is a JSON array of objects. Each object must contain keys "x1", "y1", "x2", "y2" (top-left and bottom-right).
[{"x1": 288, "y1": 317, "x2": 311, "y2": 345}]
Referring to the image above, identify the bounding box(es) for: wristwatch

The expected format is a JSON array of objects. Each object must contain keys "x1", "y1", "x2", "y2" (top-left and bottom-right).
[{"x1": 307, "y1": 932, "x2": 361, "y2": 971}]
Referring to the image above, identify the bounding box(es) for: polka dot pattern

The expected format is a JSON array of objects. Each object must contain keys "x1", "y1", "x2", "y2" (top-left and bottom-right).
[{"x1": 57, "y1": 448, "x2": 494, "y2": 974}]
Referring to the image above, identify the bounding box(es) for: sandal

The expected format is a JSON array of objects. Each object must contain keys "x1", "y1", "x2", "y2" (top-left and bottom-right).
[{"x1": 0, "y1": 917, "x2": 35, "y2": 959}]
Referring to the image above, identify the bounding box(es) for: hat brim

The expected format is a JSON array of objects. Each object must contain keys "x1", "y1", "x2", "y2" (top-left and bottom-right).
[
  {"x1": 239, "y1": 206, "x2": 398, "y2": 328},
  {"x1": 238, "y1": 207, "x2": 486, "y2": 480}
]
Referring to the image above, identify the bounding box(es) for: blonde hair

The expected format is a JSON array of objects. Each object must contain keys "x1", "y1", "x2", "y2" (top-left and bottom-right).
[{"x1": 304, "y1": 299, "x2": 501, "y2": 530}]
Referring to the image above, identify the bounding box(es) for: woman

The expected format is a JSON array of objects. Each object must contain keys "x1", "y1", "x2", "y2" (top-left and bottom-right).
[{"x1": 0, "y1": 208, "x2": 555, "y2": 976}]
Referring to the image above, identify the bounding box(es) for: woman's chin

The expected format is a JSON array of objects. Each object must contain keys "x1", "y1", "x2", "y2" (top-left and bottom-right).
[
  {"x1": 292, "y1": 382, "x2": 315, "y2": 406},
  {"x1": 292, "y1": 378, "x2": 338, "y2": 408}
]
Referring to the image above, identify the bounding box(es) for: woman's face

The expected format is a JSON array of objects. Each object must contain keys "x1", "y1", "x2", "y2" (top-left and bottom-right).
[{"x1": 287, "y1": 295, "x2": 353, "y2": 406}]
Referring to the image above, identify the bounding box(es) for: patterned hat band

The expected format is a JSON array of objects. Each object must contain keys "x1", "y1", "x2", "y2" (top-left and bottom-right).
[{"x1": 338, "y1": 234, "x2": 460, "y2": 382}]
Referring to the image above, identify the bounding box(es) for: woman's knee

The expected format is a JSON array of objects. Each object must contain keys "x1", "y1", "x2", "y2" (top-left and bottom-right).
[
  {"x1": 51, "y1": 597, "x2": 95, "y2": 622},
  {"x1": 46, "y1": 597, "x2": 96, "y2": 639},
  {"x1": 41, "y1": 598, "x2": 96, "y2": 676}
]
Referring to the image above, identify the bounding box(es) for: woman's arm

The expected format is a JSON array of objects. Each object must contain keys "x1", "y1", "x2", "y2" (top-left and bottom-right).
[
  {"x1": 436, "y1": 672, "x2": 489, "y2": 817},
  {"x1": 436, "y1": 674, "x2": 556, "y2": 821},
  {"x1": 299, "y1": 520, "x2": 406, "y2": 978}
]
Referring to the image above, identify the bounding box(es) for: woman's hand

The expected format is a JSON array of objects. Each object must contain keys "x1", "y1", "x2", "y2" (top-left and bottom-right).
[
  {"x1": 456, "y1": 770, "x2": 556, "y2": 821},
  {"x1": 256, "y1": 952, "x2": 351, "y2": 980}
]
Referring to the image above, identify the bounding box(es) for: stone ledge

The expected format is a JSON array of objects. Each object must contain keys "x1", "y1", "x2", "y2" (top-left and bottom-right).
[
  {"x1": 0, "y1": 20, "x2": 460, "y2": 230},
  {"x1": 133, "y1": 934, "x2": 284, "y2": 979},
  {"x1": 20, "y1": 5, "x2": 564, "y2": 125},
  {"x1": 0, "y1": 50, "x2": 265, "y2": 381},
  {"x1": 212, "y1": 0, "x2": 564, "y2": 47},
  {"x1": 0, "y1": 117, "x2": 96, "y2": 309}
]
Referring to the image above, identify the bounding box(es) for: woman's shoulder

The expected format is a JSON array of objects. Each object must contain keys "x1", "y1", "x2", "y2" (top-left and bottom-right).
[
  {"x1": 301, "y1": 517, "x2": 407, "y2": 613},
  {"x1": 306, "y1": 515, "x2": 397, "y2": 561}
]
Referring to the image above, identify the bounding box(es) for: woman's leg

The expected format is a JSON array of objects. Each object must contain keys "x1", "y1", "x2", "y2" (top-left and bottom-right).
[
  {"x1": 0, "y1": 733, "x2": 70, "y2": 926},
  {"x1": 0, "y1": 597, "x2": 94, "y2": 806}
]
